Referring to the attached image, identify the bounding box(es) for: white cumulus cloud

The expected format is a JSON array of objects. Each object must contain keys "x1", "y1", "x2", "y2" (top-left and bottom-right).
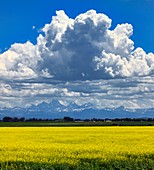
[
  {"x1": 0, "y1": 10, "x2": 154, "y2": 109},
  {"x1": 36, "y1": 9, "x2": 154, "y2": 80},
  {"x1": 1, "y1": 9, "x2": 154, "y2": 81}
]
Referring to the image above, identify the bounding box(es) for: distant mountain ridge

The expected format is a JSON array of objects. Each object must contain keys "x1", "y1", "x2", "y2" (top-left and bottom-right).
[{"x1": 0, "y1": 100, "x2": 154, "y2": 119}]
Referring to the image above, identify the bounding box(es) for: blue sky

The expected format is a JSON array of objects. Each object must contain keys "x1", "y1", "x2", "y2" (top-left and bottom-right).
[
  {"x1": 0, "y1": 0, "x2": 154, "y2": 53},
  {"x1": 0, "y1": 0, "x2": 154, "y2": 111}
]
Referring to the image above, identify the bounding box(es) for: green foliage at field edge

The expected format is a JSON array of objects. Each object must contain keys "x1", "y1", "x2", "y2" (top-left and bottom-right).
[{"x1": 0, "y1": 156, "x2": 154, "y2": 170}]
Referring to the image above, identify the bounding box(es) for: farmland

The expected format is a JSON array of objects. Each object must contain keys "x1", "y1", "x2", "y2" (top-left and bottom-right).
[
  {"x1": 0, "y1": 127, "x2": 154, "y2": 169},
  {"x1": 1, "y1": 120, "x2": 154, "y2": 127}
]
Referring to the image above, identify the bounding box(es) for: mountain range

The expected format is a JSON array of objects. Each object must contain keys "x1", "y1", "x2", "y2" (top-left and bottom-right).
[{"x1": 0, "y1": 100, "x2": 154, "y2": 119}]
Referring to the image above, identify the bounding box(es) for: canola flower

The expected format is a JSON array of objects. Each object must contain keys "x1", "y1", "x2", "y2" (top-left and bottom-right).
[{"x1": 0, "y1": 127, "x2": 154, "y2": 169}]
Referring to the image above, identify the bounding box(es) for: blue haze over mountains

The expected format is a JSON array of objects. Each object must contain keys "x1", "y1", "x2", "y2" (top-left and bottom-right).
[{"x1": 0, "y1": 100, "x2": 154, "y2": 119}]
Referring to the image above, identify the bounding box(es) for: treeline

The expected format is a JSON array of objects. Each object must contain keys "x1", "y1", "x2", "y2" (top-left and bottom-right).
[
  {"x1": 0, "y1": 116, "x2": 74, "y2": 122},
  {"x1": 1, "y1": 116, "x2": 154, "y2": 122}
]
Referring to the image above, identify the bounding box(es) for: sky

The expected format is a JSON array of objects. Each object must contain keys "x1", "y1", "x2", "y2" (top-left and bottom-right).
[
  {"x1": 1, "y1": 0, "x2": 154, "y2": 53},
  {"x1": 0, "y1": 0, "x2": 154, "y2": 110}
]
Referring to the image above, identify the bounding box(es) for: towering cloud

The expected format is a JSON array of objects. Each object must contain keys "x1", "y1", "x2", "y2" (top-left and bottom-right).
[
  {"x1": 0, "y1": 9, "x2": 154, "y2": 81},
  {"x1": 37, "y1": 9, "x2": 154, "y2": 80}
]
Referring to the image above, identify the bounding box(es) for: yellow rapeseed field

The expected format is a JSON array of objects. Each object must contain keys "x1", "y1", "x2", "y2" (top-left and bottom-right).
[{"x1": 0, "y1": 127, "x2": 154, "y2": 169}]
